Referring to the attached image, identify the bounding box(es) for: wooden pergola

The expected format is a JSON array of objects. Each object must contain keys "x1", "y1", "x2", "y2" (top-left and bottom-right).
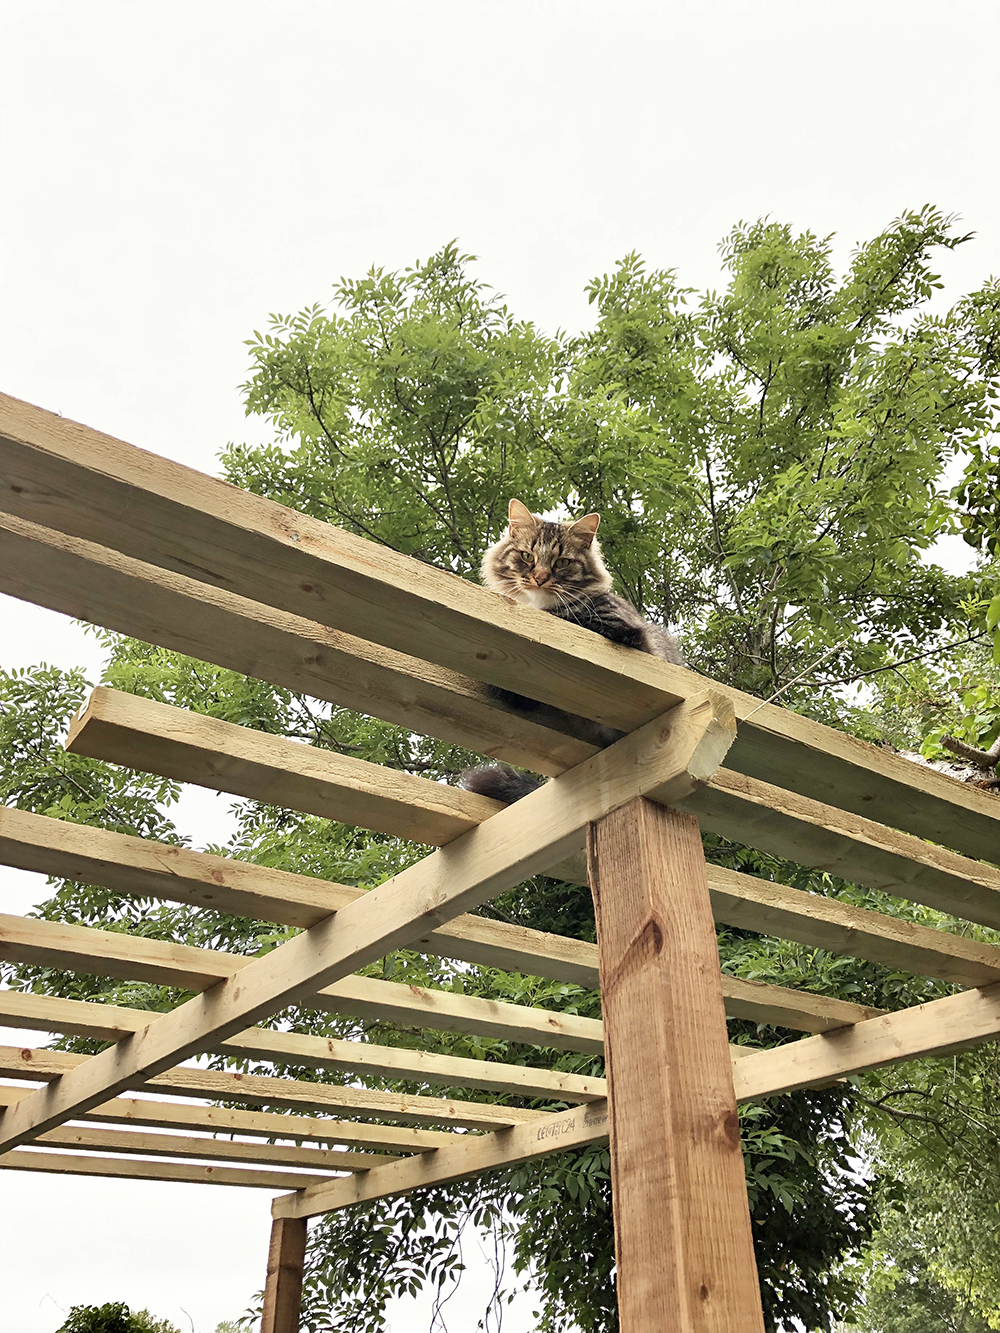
[{"x1": 3, "y1": 390, "x2": 1000, "y2": 1330}]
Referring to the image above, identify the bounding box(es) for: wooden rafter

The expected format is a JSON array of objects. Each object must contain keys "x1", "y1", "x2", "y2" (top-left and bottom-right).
[
  {"x1": 0, "y1": 693, "x2": 735, "y2": 1151},
  {"x1": 5, "y1": 390, "x2": 1000, "y2": 860},
  {"x1": 274, "y1": 979, "x2": 1000, "y2": 1220}
]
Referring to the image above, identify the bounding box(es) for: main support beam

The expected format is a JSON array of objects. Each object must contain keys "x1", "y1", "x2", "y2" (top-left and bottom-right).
[
  {"x1": 0, "y1": 693, "x2": 735, "y2": 1150},
  {"x1": 282, "y1": 981, "x2": 1000, "y2": 1220},
  {"x1": 6, "y1": 390, "x2": 1000, "y2": 862},
  {"x1": 261, "y1": 1216, "x2": 308, "y2": 1333},
  {"x1": 588, "y1": 799, "x2": 764, "y2": 1332}
]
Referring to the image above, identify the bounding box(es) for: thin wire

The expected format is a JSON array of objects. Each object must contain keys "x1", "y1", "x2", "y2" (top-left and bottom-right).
[{"x1": 740, "y1": 635, "x2": 857, "y2": 722}]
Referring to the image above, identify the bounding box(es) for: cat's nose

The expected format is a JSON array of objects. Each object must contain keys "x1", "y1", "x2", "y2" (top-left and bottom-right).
[{"x1": 534, "y1": 568, "x2": 551, "y2": 584}]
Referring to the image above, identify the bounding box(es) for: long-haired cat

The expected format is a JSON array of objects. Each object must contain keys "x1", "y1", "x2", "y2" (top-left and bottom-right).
[{"x1": 461, "y1": 499, "x2": 683, "y2": 802}]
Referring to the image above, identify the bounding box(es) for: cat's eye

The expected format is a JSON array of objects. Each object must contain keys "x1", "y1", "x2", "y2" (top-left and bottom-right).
[
  {"x1": 554, "y1": 557, "x2": 573, "y2": 569},
  {"x1": 518, "y1": 550, "x2": 535, "y2": 566}
]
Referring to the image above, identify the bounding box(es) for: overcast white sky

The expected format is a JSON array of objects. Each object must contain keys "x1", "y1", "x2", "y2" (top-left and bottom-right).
[{"x1": 1, "y1": 1, "x2": 999, "y2": 1329}]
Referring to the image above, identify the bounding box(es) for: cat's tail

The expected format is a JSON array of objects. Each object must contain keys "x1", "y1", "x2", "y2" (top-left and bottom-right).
[{"x1": 459, "y1": 764, "x2": 544, "y2": 803}]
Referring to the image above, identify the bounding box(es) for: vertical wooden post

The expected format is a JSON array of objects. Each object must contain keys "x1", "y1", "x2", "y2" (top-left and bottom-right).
[
  {"x1": 261, "y1": 1214, "x2": 307, "y2": 1333},
  {"x1": 588, "y1": 798, "x2": 764, "y2": 1333}
]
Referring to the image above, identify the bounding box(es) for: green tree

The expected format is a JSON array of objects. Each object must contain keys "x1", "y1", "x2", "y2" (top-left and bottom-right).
[{"x1": 8, "y1": 211, "x2": 1000, "y2": 1331}]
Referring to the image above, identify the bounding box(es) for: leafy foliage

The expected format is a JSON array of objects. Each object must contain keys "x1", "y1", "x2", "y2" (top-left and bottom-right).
[
  {"x1": 9, "y1": 211, "x2": 1000, "y2": 1330},
  {"x1": 55, "y1": 1305, "x2": 180, "y2": 1333}
]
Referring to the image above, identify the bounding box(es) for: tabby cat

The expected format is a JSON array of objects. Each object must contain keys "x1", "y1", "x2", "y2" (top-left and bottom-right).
[{"x1": 460, "y1": 499, "x2": 683, "y2": 802}]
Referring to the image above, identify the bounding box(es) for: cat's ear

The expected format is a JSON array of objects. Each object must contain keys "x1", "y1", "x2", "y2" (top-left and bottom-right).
[
  {"x1": 569, "y1": 512, "x2": 601, "y2": 547},
  {"x1": 508, "y1": 499, "x2": 537, "y2": 533}
]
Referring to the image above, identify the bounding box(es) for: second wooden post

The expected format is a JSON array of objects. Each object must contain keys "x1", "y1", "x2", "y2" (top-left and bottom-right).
[
  {"x1": 588, "y1": 798, "x2": 764, "y2": 1332},
  {"x1": 261, "y1": 1214, "x2": 307, "y2": 1333}
]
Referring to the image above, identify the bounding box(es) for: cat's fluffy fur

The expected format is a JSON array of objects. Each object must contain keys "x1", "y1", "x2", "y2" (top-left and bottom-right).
[{"x1": 460, "y1": 500, "x2": 683, "y2": 804}]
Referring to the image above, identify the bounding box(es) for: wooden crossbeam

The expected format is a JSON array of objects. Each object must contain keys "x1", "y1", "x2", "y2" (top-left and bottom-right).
[
  {"x1": 0, "y1": 1149, "x2": 337, "y2": 1191},
  {"x1": 686, "y1": 768, "x2": 1000, "y2": 933},
  {"x1": 32, "y1": 1124, "x2": 391, "y2": 1172},
  {"x1": 274, "y1": 980, "x2": 1000, "y2": 1220},
  {"x1": 0, "y1": 805, "x2": 597, "y2": 984},
  {"x1": 0, "y1": 1045, "x2": 548, "y2": 1130},
  {"x1": 0, "y1": 896, "x2": 881, "y2": 1036},
  {"x1": 66, "y1": 688, "x2": 1000, "y2": 938},
  {"x1": 0, "y1": 1083, "x2": 455, "y2": 1154},
  {"x1": 68, "y1": 687, "x2": 505, "y2": 846},
  {"x1": 0, "y1": 694, "x2": 735, "y2": 1151},
  {"x1": 0, "y1": 990, "x2": 607, "y2": 1104},
  {"x1": 5, "y1": 390, "x2": 1000, "y2": 862}
]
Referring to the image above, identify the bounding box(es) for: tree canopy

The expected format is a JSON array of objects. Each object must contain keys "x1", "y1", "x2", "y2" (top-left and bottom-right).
[{"x1": 6, "y1": 207, "x2": 1000, "y2": 1331}]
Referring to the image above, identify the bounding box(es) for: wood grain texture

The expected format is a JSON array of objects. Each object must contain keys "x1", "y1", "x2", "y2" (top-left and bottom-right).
[
  {"x1": 34, "y1": 1124, "x2": 390, "y2": 1172},
  {"x1": 0, "y1": 1082, "x2": 453, "y2": 1154},
  {"x1": 687, "y1": 768, "x2": 1000, "y2": 930},
  {"x1": 0, "y1": 509, "x2": 592, "y2": 776},
  {"x1": 588, "y1": 799, "x2": 764, "y2": 1332},
  {"x1": 6, "y1": 389, "x2": 1000, "y2": 862},
  {"x1": 0, "y1": 989, "x2": 607, "y2": 1104},
  {"x1": 0, "y1": 1149, "x2": 334, "y2": 1191},
  {"x1": 262, "y1": 1216, "x2": 308, "y2": 1333},
  {"x1": 0, "y1": 694, "x2": 735, "y2": 1151},
  {"x1": 0, "y1": 905, "x2": 879, "y2": 1037},
  {"x1": 0, "y1": 1045, "x2": 547, "y2": 1130},
  {"x1": 731, "y1": 981, "x2": 1000, "y2": 1101},
  {"x1": 0, "y1": 797, "x2": 595, "y2": 985},
  {"x1": 68, "y1": 687, "x2": 504, "y2": 846},
  {"x1": 274, "y1": 985, "x2": 1000, "y2": 1220}
]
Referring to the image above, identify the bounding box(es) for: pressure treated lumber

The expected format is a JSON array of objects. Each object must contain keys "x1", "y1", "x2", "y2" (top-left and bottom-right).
[
  {"x1": 731, "y1": 980, "x2": 1000, "y2": 1100},
  {"x1": 6, "y1": 390, "x2": 1000, "y2": 863},
  {"x1": 0, "y1": 907, "x2": 880, "y2": 1035},
  {"x1": 0, "y1": 805, "x2": 598, "y2": 984},
  {"x1": 0, "y1": 1083, "x2": 453, "y2": 1154},
  {"x1": 276, "y1": 1099, "x2": 612, "y2": 1220},
  {"x1": 0, "y1": 990, "x2": 607, "y2": 1103},
  {"x1": 68, "y1": 689, "x2": 1000, "y2": 936},
  {"x1": 261, "y1": 1216, "x2": 308, "y2": 1333},
  {"x1": 68, "y1": 687, "x2": 503, "y2": 846},
  {"x1": 0, "y1": 1045, "x2": 547, "y2": 1130},
  {"x1": 0, "y1": 694, "x2": 735, "y2": 1151},
  {"x1": 0, "y1": 1149, "x2": 336, "y2": 1191},
  {"x1": 588, "y1": 799, "x2": 764, "y2": 1332},
  {"x1": 686, "y1": 767, "x2": 1000, "y2": 932},
  {"x1": 34, "y1": 1124, "x2": 390, "y2": 1172},
  {"x1": 0, "y1": 510, "x2": 592, "y2": 777},
  {"x1": 278, "y1": 982, "x2": 1000, "y2": 1221}
]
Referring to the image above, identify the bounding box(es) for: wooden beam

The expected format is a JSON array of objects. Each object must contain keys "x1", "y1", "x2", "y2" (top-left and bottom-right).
[
  {"x1": 731, "y1": 980, "x2": 1000, "y2": 1100},
  {"x1": 0, "y1": 692, "x2": 734, "y2": 1150},
  {"x1": 67, "y1": 690, "x2": 1000, "y2": 943},
  {"x1": 0, "y1": 510, "x2": 592, "y2": 777},
  {"x1": 0, "y1": 804, "x2": 597, "y2": 985},
  {"x1": 276, "y1": 981, "x2": 1000, "y2": 1221},
  {"x1": 588, "y1": 799, "x2": 763, "y2": 1331},
  {"x1": 0, "y1": 990, "x2": 608, "y2": 1104},
  {"x1": 0, "y1": 1149, "x2": 337, "y2": 1191},
  {"x1": 34, "y1": 1124, "x2": 392, "y2": 1172},
  {"x1": 261, "y1": 1215, "x2": 307, "y2": 1333},
  {"x1": 6, "y1": 390, "x2": 1000, "y2": 862},
  {"x1": 68, "y1": 687, "x2": 503, "y2": 846},
  {"x1": 0, "y1": 907, "x2": 879, "y2": 1037},
  {"x1": 276, "y1": 1099, "x2": 611, "y2": 1220},
  {"x1": 0, "y1": 1083, "x2": 454, "y2": 1154},
  {"x1": 687, "y1": 767, "x2": 1000, "y2": 932},
  {"x1": 0, "y1": 1046, "x2": 548, "y2": 1131}
]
